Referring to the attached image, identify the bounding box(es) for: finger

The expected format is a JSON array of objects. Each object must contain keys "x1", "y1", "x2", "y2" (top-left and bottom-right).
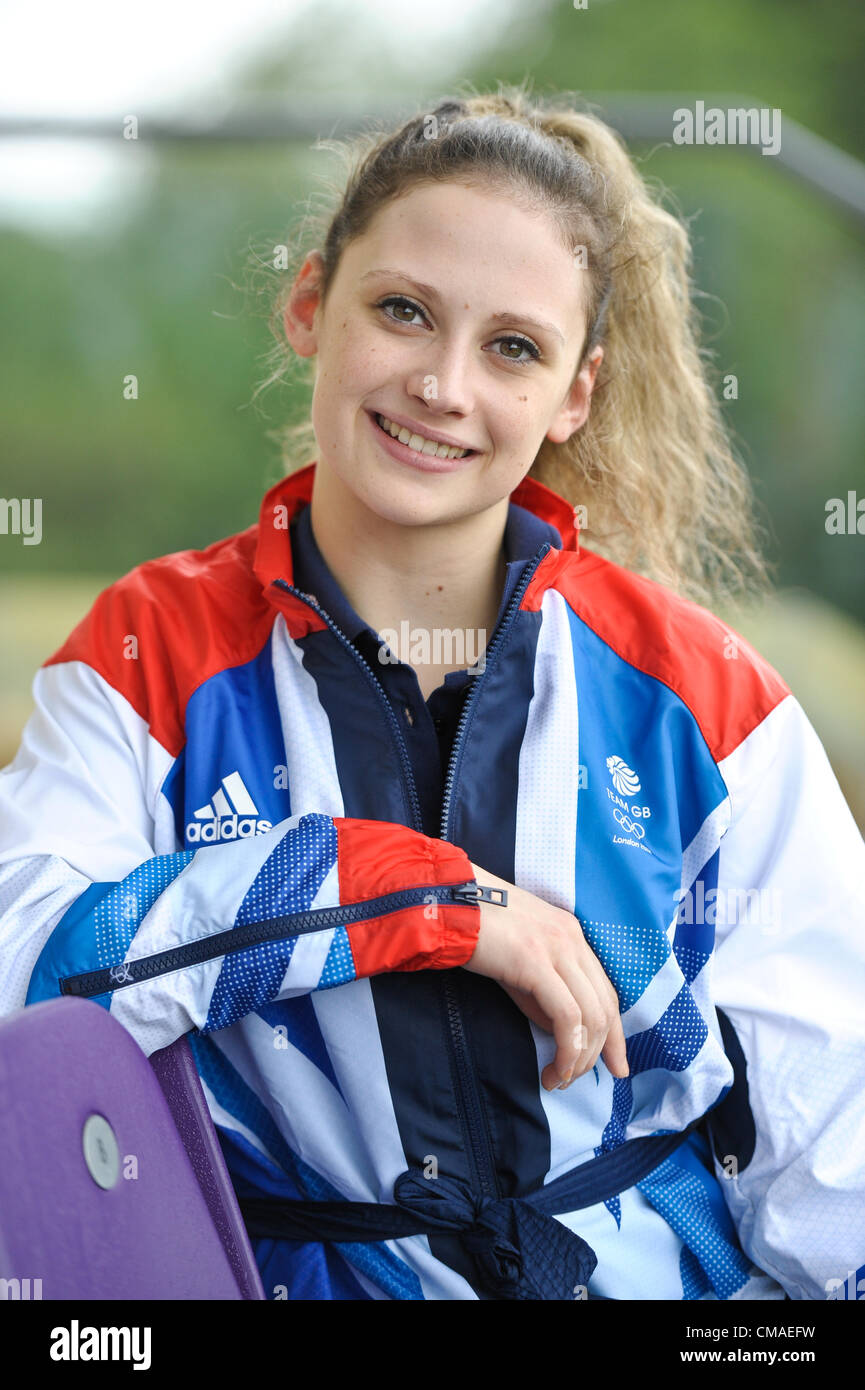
[
  {"x1": 499, "y1": 983, "x2": 554, "y2": 1035},
  {"x1": 503, "y1": 977, "x2": 601, "y2": 1087},
  {"x1": 570, "y1": 930, "x2": 620, "y2": 1017},
  {"x1": 551, "y1": 965, "x2": 610, "y2": 1080},
  {"x1": 566, "y1": 937, "x2": 629, "y2": 1079},
  {"x1": 509, "y1": 971, "x2": 628, "y2": 1084},
  {"x1": 601, "y1": 1013, "x2": 630, "y2": 1078},
  {"x1": 573, "y1": 946, "x2": 628, "y2": 1077},
  {"x1": 523, "y1": 969, "x2": 587, "y2": 1089}
]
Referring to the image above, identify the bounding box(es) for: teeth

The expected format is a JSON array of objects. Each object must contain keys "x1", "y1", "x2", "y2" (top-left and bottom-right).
[{"x1": 377, "y1": 415, "x2": 470, "y2": 460}]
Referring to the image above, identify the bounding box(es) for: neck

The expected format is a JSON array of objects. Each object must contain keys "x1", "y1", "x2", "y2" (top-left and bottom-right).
[{"x1": 308, "y1": 467, "x2": 510, "y2": 662}]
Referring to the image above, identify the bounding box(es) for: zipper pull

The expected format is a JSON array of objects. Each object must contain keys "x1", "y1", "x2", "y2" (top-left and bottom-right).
[{"x1": 451, "y1": 882, "x2": 508, "y2": 907}]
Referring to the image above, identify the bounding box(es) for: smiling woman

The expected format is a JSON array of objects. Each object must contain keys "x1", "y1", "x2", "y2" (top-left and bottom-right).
[
  {"x1": 261, "y1": 82, "x2": 768, "y2": 607},
  {"x1": 2, "y1": 80, "x2": 864, "y2": 1305},
  {"x1": 275, "y1": 175, "x2": 610, "y2": 682}
]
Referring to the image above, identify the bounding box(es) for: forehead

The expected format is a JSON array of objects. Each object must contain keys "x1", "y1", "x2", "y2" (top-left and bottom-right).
[{"x1": 337, "y1": 181, "x2": 587, "y2": 336}]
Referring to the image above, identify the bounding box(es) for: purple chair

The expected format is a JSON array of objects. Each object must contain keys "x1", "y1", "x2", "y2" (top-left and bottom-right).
[{"x1": 0, "y1": 996, "x2": 264, "y2": 1299}]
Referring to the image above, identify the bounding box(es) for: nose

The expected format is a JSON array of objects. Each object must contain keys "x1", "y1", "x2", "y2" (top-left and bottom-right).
[{"x1": 407, "y1": 333, "x2": 477, "y2": 418}]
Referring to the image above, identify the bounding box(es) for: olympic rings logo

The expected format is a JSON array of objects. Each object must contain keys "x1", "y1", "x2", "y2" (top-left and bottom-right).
[{"x1": 613, "y1": 808, "x2": 646, "y2": 839}]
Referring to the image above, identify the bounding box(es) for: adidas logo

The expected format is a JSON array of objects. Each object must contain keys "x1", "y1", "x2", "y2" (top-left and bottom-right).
[{"x1": 185, "y1": 771, "x2": 273, "y2": 844}]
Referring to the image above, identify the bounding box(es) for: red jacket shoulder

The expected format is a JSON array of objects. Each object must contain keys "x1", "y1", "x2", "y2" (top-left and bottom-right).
[
  {"x1": 45, "y1": 524, "x2": 275, "y2": 757},
  {"x1": 530, "y1": 546, "x2": 790, "y2": 763}
]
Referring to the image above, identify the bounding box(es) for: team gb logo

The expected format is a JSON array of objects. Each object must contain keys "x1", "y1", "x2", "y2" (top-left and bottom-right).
[{"x1": 606, "y1": 756, "x2": 641, "y2": 797}]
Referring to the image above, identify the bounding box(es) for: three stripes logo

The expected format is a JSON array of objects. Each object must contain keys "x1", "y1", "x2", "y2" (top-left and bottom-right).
[{"x1": 185, "y1": 771, "x2": 273, "y2": 844}]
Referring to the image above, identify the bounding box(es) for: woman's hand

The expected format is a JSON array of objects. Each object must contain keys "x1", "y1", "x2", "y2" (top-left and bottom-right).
[{"x1": 463, "y1": 861, "x2": 629, "y2": 1092}]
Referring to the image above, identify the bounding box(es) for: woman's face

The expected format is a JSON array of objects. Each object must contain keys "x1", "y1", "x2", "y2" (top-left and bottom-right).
[{"x1": 284, "y1": 179, "x2": 602, "y2": 531}]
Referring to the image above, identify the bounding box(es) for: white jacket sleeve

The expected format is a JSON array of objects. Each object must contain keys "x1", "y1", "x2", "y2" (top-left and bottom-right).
[
  {"x1": 0, "y1": 661, "x2": 481, "y2": 1058},
  {"x1": 710, "y1": 693, "x2": 865, "y2": 1300}
]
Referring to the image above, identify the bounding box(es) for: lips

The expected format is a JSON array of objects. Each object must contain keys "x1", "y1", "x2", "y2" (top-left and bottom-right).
[
  {"x1": 372, "y1": 411, "x2": 477, "y2": 458},
  {"x1": 365, "y1": 409, "x2": 479, "y2": 474}
]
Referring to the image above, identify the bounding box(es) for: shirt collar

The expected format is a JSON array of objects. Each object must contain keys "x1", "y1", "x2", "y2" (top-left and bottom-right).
[
  {"x1": 288, "y1": 489, "x2": 563, "y2": 643},
  {"x1": 254, "y1": 461, "x2": 586, "y2": 636}
]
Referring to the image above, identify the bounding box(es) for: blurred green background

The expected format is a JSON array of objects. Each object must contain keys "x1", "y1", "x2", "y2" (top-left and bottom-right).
[{"x1": 1, "y1": 0, "x2": 864, "y2": 826}]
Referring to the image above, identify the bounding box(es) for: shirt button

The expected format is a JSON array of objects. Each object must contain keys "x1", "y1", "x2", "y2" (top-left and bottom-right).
[{"x1": 403, "y1": 705, "x2": 415, "y2": 727}]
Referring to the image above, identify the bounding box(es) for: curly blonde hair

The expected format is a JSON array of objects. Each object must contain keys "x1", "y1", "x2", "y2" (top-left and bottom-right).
[{"x1": 253, "y1": 78, "x2": 769, "y2": 604}]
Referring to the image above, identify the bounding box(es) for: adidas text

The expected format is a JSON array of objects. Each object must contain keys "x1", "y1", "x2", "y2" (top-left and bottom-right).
[{"x1": 186, "y1": 814, "x2": 272, "y2": 843}]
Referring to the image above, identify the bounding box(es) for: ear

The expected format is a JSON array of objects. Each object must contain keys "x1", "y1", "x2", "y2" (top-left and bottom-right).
[
  {"x1": 282, "y1": 251, "x2": 326, "y2": 359},
  {"x1": 545, "y1": 346, "x2": 604, "y2": 444}
]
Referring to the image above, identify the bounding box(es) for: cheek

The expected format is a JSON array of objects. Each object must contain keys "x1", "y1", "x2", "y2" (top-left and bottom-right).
[
  {"x1": 493, "y1": 393, "x2": 544, "y2": 443},
  {"x1": 315, "y1": 318, "x2": 373, "y2": 389}
]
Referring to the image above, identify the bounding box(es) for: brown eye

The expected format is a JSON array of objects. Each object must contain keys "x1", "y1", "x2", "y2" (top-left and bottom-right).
[
  {"x1": 493, "y1": 336, "x2": 541, "y2": 366},
  {"x1": 377, "y1": 296, "x2": 426, "y2": 325}
]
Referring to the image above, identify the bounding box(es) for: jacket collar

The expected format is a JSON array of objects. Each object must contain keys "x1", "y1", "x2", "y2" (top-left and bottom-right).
[{"x1": 253, "y1": 461, "x2": 580, "y2": 600}]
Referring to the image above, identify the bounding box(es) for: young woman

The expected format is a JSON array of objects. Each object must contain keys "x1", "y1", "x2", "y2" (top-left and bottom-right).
[{"x1": 2, "y1": 85, "x2": 863, "y2": 1302}]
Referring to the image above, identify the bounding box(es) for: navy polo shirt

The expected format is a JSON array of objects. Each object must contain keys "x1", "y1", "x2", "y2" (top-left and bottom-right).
[{"x1": 289, "y1": 499, "x2": 561, "y2": 840}]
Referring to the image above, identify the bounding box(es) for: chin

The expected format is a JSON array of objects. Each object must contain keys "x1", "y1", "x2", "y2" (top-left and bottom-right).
[
  {"x1": 335, "y1": 456, "x2": 466, "y2": 526},
  {"x1": 359, "y1": 481, "x2": 459, "y2": 530}
]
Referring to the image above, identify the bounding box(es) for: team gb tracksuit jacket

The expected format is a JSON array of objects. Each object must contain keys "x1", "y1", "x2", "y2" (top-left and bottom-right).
[{"x1": 1, "y1": 461, "x2": 864, "y2": 1301}]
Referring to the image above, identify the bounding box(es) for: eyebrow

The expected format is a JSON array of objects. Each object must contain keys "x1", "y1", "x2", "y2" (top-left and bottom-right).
[{"x1": 359, "y1": 267, "x2": 566, "y2": 346}]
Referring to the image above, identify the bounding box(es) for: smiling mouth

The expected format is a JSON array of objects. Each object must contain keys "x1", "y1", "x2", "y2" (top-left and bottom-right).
[{"x1": 373, "y1": 412, "x2": 477, "y2": 460}]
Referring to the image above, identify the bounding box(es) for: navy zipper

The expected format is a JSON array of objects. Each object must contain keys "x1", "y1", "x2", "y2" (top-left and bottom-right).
[
  {"x1": 437, "y1": 542, "x2": 552, "y2": 1200},
  {"x1": 274, "y1": 581, "x2": 424, "y2": 831},
  {"x1": 439, "y1": 543, "x2": 551, "y2": 837},
  {"x1": 59, "y1": 881, "x2": 488, "y2": 999}
]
